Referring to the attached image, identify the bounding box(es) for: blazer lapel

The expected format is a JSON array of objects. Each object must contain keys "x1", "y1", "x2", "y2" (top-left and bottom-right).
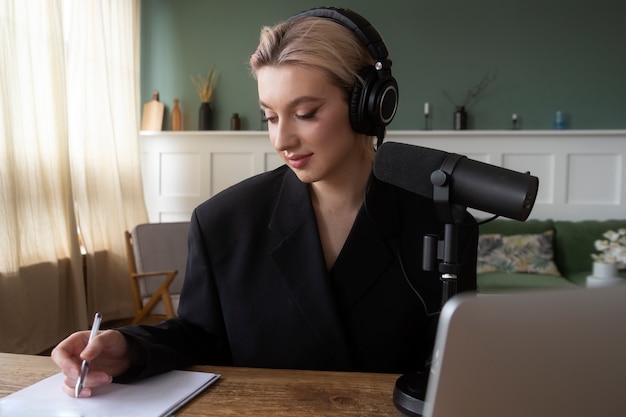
[
  {"x1": 330, "y1": 175, "x2": 399, "y2": 309},
  {"x1": 268, "y1": 171, "x2": 353, "y2": 367}
]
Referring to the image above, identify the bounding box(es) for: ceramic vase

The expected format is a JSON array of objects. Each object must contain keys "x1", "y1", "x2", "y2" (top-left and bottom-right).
[
  {"x1": 587, "y1": 261, "x2": 621, "y2": 287},
  {"x1": 199, "y1": 102, "x2": 212, "y2": 130},
  {"x1": 593, "y1": 261, "x2": 618, "y2": 278},
  {"x1": 172, "y1": 98, "x2": 181, "y2": 131}
]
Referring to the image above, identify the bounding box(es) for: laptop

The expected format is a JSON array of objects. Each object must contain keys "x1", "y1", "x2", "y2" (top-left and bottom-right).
[{"x1": 423, "y1": 284, "x2": 626, "y2": 417}]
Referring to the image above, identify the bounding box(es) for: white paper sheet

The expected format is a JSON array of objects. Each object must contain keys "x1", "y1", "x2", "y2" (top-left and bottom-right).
[{"x1": 0, "y1": 370, "x2": 220, "y2": 417}]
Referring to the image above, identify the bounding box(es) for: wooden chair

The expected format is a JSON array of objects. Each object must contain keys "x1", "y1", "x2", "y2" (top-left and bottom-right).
[{"x1": 125, "y1": 222, "x2": 190, "y2": 324}]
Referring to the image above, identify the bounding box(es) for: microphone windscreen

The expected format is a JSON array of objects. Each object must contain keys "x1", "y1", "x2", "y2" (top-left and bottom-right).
[
  {"x1": 373, "y1": 142, "x2": 448, "y2": 199},
  {"x1": 453, "y1": 158, "x2": 539, "y2": 221}
]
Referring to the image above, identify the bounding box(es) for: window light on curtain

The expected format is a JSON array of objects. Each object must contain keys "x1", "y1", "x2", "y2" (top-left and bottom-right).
[{"x1": 0, "y1": 0, "x2": 147, "y2": 354}]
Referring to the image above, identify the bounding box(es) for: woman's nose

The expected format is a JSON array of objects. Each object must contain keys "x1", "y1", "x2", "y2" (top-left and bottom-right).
[{"x1": 271, "y1": 119, "x2": 297, "y2": 152}]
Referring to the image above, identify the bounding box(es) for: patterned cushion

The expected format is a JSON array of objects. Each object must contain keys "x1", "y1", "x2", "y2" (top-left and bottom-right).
[{"x1": 477, "y1": 230, "x2": 561, "y2": 276}]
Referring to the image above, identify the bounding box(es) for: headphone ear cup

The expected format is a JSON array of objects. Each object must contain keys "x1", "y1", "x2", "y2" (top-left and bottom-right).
[
  {"x1": 349, "y1": 66, "x2": 377, "y2": 136},
  {"x1": 377, "y1": 75, "x2": 399, "y2": 126},
  {"x1": 349, "y1": 70, "x2": 367, "y2": 135},
  {"x1": 349, "y1": 66, "x2": 398, "y2": 137}
]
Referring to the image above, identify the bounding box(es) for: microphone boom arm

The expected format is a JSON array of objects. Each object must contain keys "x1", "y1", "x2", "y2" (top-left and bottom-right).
[{"x1": 428, "y1": 152, "x2": 466, "y2": 304}]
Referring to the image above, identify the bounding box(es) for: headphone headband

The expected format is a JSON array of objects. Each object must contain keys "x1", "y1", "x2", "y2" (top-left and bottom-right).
[{"x1": 288, "y1": 7, "x2": 390, "y2": 63}]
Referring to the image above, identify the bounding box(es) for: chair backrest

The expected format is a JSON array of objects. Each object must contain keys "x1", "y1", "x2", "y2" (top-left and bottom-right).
[{"x1": 130, "y1": 222, "x2": 190, "y2": 297}]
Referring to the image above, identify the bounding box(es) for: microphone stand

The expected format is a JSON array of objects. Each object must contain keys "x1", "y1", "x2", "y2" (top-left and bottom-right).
[{"x1": 393, "y1": 154, "x2": 465, "y2": 417}]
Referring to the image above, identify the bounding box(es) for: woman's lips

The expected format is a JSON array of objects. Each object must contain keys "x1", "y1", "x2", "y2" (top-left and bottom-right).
[{"x1": 286, "y1": 153, "x2": 313, "y2": 169}]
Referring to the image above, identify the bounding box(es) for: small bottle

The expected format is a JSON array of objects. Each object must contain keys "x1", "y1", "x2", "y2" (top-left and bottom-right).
[
  {"x1": 230, "y1": 113, "x2": 241, "y2": 130},
  {"x1": 553, "y1": 110, "x2": 566, "y2": 130},
  {"x1": 171, "y1": 98, "x2": 181, "y2": 131}
]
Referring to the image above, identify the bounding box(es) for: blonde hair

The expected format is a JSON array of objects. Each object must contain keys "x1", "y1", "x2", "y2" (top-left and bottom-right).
[{"x1": 250, "y1": 17, "x2": 376, "y2": 159}]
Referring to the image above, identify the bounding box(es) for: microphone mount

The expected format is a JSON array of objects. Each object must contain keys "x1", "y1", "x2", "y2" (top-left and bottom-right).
[{"x1": 430, "y1": 153, "x2": 466, "y2": 224}]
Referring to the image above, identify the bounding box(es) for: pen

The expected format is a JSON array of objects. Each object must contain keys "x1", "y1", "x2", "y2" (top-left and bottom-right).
[{"x1": 75, "y1": 312, "x2": 102, "y2": 398}]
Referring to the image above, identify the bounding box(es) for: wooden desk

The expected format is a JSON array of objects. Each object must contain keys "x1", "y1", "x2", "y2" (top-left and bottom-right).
[{"x1": 0, "y1": 353, "x2": 403, "y2": 416}]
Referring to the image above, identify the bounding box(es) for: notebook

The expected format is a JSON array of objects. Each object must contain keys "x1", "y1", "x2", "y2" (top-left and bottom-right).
[
  {"x1": 423, "y1": 284, "x2": 626, "y2": 417},
  {"x1": 0, "y1": 370, "x2": 220, "y2": 417}
]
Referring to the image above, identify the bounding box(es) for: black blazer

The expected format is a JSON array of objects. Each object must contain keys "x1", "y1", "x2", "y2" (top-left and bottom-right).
[{"x1": 118, "y1": 166, "x2": 477, "y2": 380}]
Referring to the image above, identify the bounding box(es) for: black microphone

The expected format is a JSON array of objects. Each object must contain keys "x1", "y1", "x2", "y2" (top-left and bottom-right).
[{"x1": 373, "y1": 142, "x2": 539, "y2": 221}]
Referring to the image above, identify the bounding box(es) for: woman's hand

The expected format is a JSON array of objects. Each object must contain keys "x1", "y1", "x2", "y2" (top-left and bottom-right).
[{"x1": 51, "y1": 329, "x2": 132, "y2": 397}]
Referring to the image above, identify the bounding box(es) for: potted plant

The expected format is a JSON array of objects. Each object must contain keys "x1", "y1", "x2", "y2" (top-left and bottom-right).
[
  {"x1": 588, "y1": 228, "x2": 626, "y2": 286},
  {"x1": 443, "y1": 71, "x2": 496, "y2": 130}
]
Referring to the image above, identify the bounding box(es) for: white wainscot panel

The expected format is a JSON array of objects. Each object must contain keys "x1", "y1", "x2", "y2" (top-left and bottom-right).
[
  {"x1": 567, "y1": 154, "x2": 621, "y2": 204},
  {"x1": 265, "y1": 153, "x2": 284, "y2": 171},
  {"x1": 160, "y1": 152, "x2": 201, "y2": 197},
  {"x1": 211, "y1": 153, "x2": 255, "y2": 196}
]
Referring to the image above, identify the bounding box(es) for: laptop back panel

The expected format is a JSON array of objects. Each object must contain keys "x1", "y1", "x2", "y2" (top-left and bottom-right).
[{"x1": 424, "y1": 285, "x2": 626, "y2": 417}]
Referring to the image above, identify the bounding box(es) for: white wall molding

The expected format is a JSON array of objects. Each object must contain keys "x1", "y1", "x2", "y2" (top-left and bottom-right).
[{"x1": 140, "y1": 130, "x2": 626, "y2": 222}]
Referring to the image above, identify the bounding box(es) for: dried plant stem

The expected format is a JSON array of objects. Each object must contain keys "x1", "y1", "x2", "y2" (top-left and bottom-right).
[
  {"x1": 191, "y1": 66, "x2": 219, "y2": 103},
  {"x1": 442, "y1": 70, "x2": 497, "y2": 109}
]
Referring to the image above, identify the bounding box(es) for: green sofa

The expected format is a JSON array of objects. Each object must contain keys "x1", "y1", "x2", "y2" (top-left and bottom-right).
[{"x1": 476, "y1": 218, "x2": 626, "y2": 294}]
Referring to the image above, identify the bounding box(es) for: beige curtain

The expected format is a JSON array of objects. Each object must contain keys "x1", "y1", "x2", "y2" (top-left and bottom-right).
[
  {"x1": 0, "y1": 0, "x2": 147, "y2": 354},
  {"x1": 64, "y1": 0, "x2": 147, "y2": 321}
]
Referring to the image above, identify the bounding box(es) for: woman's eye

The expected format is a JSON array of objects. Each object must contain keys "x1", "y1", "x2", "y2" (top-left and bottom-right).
[
  {"x1": 260, "y1": 109, "x2": 275, "y2": 123},
  {"x1": 296, "y1": 111, "x2": 316, "y2": 120},
  {"x1": 262, "y1": 114, "x2": 278, "y2": 123}
]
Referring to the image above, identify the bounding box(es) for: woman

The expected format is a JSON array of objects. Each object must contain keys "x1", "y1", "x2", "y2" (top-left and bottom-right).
[{"x1": 52, "y1": 7, "x2": 478, "y2": 397}]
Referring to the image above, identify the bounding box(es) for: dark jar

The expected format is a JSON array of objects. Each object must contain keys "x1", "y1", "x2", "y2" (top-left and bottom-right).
[
  {"x1": 230, "y1": 113, "x2": 241, "y2": 130},
  {"x1": 454, "y1": 106, "x2": 468, "y2": 130}
]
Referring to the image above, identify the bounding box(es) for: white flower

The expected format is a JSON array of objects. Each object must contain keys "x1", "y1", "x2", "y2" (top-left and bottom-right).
[
  {"x1": 592, "y1": 228, "x2": 626, "y2": 269},
  {"x1": 594, "y1": 240, "x2": 610, "y2": 251}
]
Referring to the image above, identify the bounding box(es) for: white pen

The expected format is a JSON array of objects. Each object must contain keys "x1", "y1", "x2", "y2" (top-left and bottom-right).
[{"x1": 75, "y1": 312, "x2": 102, "y2": 398}]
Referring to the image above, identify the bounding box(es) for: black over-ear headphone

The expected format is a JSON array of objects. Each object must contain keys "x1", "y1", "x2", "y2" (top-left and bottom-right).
[{"x1": 287, "y1": 7, "x2": 399, "y2": 145}]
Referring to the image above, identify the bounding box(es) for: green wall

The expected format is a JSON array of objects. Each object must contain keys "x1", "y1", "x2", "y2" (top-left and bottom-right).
[{"x1": 141, "y1": 0, "x2": 626, "y2": 131}]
